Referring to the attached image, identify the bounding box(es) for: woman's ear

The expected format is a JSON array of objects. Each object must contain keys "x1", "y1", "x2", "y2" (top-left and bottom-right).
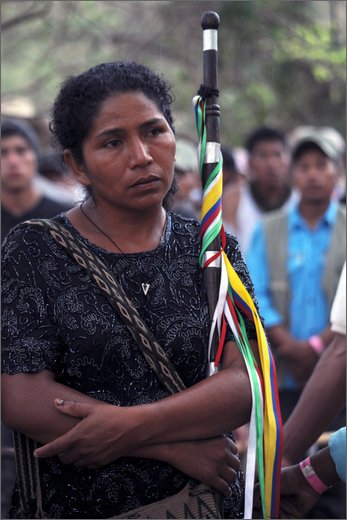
[{"x1": 64, "y1": 150, "x2": 91, "y2": 187}]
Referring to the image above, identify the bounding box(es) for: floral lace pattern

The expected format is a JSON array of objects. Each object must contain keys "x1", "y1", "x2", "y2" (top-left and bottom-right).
[{"x1": 2, "y1": 212, "x2": 258, "y2": 519}]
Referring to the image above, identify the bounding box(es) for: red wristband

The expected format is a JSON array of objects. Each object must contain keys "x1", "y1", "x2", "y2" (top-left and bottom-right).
[
  {"x1": 299, "y1": 457, "x2": 330, "y2": 494},
  {"x1": 308, "y1": 335, "x2": 324, "y2": 355}
]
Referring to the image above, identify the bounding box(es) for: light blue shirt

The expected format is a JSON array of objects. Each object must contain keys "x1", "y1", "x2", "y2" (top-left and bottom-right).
[
  {"x1": 329, "y1": 427, "x2": 346, "y2": 482},
  {"x1": 246, "y1": 201, "x2": 339, "y2": 388}
]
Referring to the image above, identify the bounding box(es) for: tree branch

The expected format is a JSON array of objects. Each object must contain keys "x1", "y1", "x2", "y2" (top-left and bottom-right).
[{"x1": 1, "y1": 4, "x2": 51, "y2": 31}]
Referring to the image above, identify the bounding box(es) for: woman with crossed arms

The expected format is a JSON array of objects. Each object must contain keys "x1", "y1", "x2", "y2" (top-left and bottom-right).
[{"x1": 2, "y1": 61, "x2": 261, "y2": 519}]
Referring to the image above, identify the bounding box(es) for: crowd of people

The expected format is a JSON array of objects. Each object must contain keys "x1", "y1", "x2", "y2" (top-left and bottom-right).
[{"x1": 1, "y1": 59, "x2": 345, "y2": 519}]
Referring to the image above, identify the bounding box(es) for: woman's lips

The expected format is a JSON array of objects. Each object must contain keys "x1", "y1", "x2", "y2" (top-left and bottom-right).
[{"x1": 131, "y1": 175, "x2": 160, "y2": 188}]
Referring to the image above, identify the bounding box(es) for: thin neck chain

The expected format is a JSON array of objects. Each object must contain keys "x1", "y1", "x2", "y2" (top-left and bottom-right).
[
  {"x1": 79, "y1": 203, "x2": 166, "y2": 254},
  {"x1": 80, "y1": 203, "x2": 125, "y2": 253}
]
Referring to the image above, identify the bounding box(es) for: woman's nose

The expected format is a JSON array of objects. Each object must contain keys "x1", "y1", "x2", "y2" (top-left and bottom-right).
[{"x1": 128, "y1": 138, "x2": 153, "y2": 168}]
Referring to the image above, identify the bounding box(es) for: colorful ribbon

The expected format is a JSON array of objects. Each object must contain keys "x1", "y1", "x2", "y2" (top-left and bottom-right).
[{"x1": 193, "y1": 95, "x2": 283, "y2": 519}]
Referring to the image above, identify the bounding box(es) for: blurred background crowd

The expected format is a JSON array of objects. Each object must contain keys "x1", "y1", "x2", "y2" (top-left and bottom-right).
[{"x1": 1, "y1": 1, "x2": 346, "y2": 519}]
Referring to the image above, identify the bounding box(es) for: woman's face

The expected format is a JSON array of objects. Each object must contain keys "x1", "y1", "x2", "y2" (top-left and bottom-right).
[{"x1": 69, "y1": 92, "x2": 176, "y2": 212}]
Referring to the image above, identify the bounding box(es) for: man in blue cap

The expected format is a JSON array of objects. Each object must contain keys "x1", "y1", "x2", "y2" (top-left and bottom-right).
[{"x1": 247, "y1": 128, "x2": 346, "y2": 421}]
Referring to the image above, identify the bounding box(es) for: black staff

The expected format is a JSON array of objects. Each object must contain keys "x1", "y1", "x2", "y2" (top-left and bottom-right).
[{"x1": 199, "y1": 11, "x2": 222, "y2": 374}]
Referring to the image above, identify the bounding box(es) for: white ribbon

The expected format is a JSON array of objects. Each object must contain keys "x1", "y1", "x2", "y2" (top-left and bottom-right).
[{"x1": 223, "y1": 290, "x2": 264, "y2": 519}]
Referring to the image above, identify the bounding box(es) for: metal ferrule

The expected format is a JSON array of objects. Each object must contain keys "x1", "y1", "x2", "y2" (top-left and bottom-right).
[
  {"x1": 209, "y1": 362, "x2": 219, "y2": 376},
  {"x1": 203, "y1": 29, "x2": 218, "y2": 51},
  {"x1": 204, "y1": 142, "x2": 221, "y2": 164},
  {"x1": 203, "y1": 251, "x2": 221, "y2": 268}
]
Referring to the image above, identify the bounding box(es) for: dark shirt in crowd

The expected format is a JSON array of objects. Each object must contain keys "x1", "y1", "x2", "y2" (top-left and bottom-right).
[{"x1": 1, "y1": 196, "x2": 72, "y2": 242}]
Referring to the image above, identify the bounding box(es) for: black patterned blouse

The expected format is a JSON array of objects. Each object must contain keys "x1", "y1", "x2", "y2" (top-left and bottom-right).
[{"x1": 2, "y1": 212, "x2": 259, "y2": 519}]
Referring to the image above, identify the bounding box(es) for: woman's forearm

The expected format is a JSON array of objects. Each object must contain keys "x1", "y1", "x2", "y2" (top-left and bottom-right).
[
  {"x1": 134, "y1": 339, "x2": 255, "y2": 446},
  {"x1": 137, "y1": 363, "x2": 252, "y2": 447},
  {"x1": 32, "y1": 359, "x2": 252, "y2": 467},
  {"x1": 2, "y1": 365, "x2": 251, "y2": 450},
  {"x1": 128, "y1": 442, "x2": 173, "y2": 462},
  {"x1": 2, "y1": 371, "x2": 97, "y2": 443},
  {"x1": 3, "y1": 360, "x2": 251, "y2": 446},
  {"x1": 5, "y1": 339, "x2": 254, "y2": 469},
  {"x1": 128, "y1": 436, "x2": 241, "y2": 497}
]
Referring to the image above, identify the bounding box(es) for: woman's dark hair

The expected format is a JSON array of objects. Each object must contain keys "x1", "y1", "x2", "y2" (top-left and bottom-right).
[
  {"x1": 50, "y1": 61, "x2": 177, "y2": 208},
  {"x1": 50, "y1": 61, "x2": 175, "y2": 164}
]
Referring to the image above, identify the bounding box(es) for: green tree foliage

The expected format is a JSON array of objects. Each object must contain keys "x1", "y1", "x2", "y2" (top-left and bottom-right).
[{"x1": 1, "y1": 0, "x2": 345, "y2": 146}]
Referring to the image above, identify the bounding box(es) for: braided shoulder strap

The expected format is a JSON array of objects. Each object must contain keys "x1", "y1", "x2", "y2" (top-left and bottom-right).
[
  {"x1": 12, "y1": 432, "x2": 44, "y2": 518},
  {"x1": 27, "y1": 218, "x2": 186, "y2": 395}
]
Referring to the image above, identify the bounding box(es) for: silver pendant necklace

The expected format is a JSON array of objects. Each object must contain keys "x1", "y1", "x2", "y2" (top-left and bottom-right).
[
  {"x1": 141, "y1": 283, "x2": 150, "y2": 296},
  {"x1": 79, "y1": 203, "x2": 166, "y2": 296}
]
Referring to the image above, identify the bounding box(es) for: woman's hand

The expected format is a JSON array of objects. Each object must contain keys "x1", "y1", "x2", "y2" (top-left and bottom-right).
[
  {"x1": 168, "y1": 436, "x2": 241, "y2": 498},
  {"x1": 34, "y1": 398, "x2": 241, "y2": 498},
  {"x1": 34, "y1": 399, "x2": 140, "y2": 468}
]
